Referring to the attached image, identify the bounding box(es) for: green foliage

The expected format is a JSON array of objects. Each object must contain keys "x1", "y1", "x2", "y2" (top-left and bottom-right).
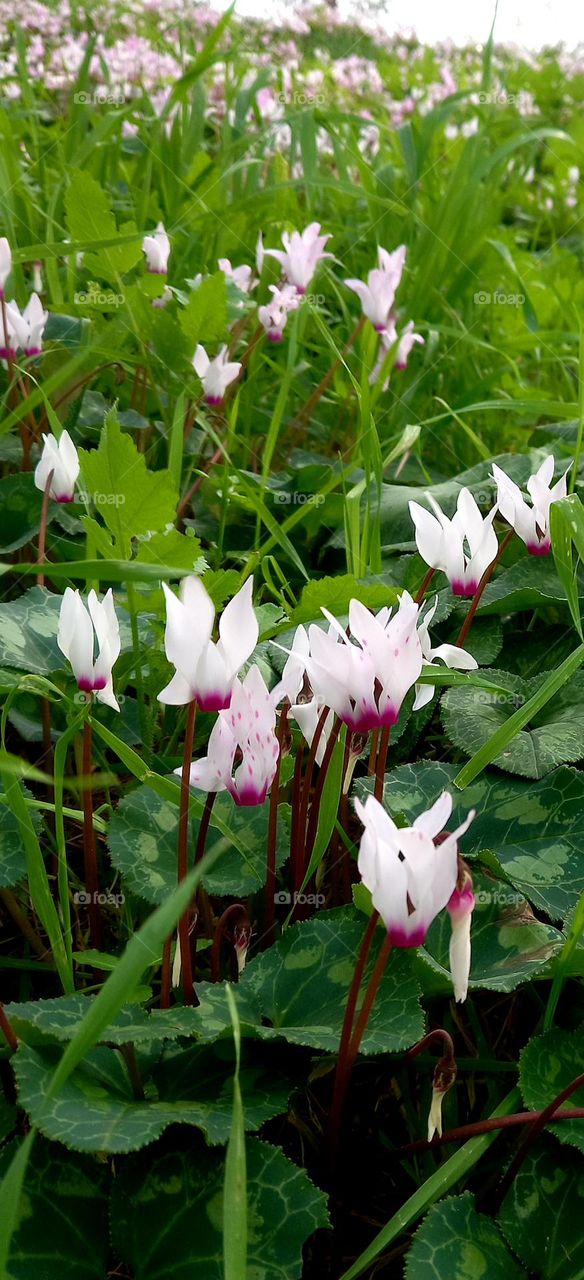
[{"x1": 405, "y1": 1194, "x2": 524, "y2": 1280}]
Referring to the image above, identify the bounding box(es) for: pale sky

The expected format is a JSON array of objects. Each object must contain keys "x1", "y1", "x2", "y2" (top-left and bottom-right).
[{"x1": 230, "y1": 0, "x2": 584, "y2": 49}]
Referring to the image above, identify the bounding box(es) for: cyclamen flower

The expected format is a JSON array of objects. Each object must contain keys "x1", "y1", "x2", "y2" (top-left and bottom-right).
[
  {"x1": 409, "y1": 489, "x2": 498, "y2": 597},
  {"x1": 414, "y1": 599, "x2": 478, "y2": 710},
  {"x1": 258, "y1": 283, "x2": 300, "y2": 342},
  {"x1": 218, "y1": 258, "x2": 256, "y2": 294},
  {"x1": 0, "y1": 237, "x2": 12, "y2": 294},
  {"x1": 34, "y1": 430, "x2": 80, "y2": 503},
  {"x1": 58, "y1": 588, "x2": 121, "y2": 711},
  {"x1": 345, "y1": 244, "x2": 407, "y2": 331},
  {"x1": 142, "y1": 222, "x2": 170, "y2": 274},
  {"x1": 184, "y1": 665, "x2": 279, "y2": 806},
  {"x1": 492, "y1": 456, "x2": 569, "y2": 555},
  {"x1": 355, "y1": 791, "x2": 475, "y2": 956},
  {"x1": 193, "y1": 344, "x2": 241, "y2": 404},
  {"x1": 302, "y1": 592, "x2": 423, "y2": 734},
  {"x1": 158, "y1": 575, "x2": 258, "y2": 712},
  {"x1": 0, "y1": 295, "x2": 47, "y2": 358},
  {"x1": 272, "y1": 624, "x2": 333, "y2": 765},
  {"x1": 264, "y1": 222, "x2": 332, "y2": 293},
  {"x1": 21, "y1": 293, "x2": 47, "y2": 355},
  {"x1": 447, "y1": 863, "x2": 475, "y2": 1003},
  {"x1": 369, "y1": 320, "x2": 424, "y2": 387}
]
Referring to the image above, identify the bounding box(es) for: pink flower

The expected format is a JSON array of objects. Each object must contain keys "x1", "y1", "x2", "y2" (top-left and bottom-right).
[
  {"x1": 258, "y1": 283, "x2": 300, "y2": 341},
  {"x1": 345, "y1": 244, "x2": 406, "y2": 331},
  {"x1": 193, "y1": 344, "x2": 241, "y2": 404},
  {"x1": 184, "y1": 665, "x2": 279, "y2": 806},
  {"x1": 409, "y1": 489, "x2": 498, "y2": 597},
  {"x1": 492, "y1": 456, "x2": 569, "y2": 555},
  {"x1": 263, "y1": 222, "x2": 332, "y2": 293}
]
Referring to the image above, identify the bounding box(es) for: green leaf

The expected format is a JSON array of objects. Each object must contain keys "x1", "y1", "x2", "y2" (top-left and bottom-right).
[
  {"x1": 478, "y1": 555, "x2": 575, "y2": 616},
  {"x1": 498, "y1": 1144, "x2": 584, "y2": 1278},
  {"x1": 454, "y1": 644, "x2": 584, "y2": 787},
  {"x1": 0, "y1": 585, "x2": 135, "y2": 674},
  {"x1": 371, "y1": 761, "x2": 584, "y2": 921},
  {"x1": 442, "y1": 670, "x2": 584, "y2": 778},
  {"x1": 290, "y1": 574, "x2": 399, "y2": 625},
  {"x1": 223, "y1": 986, "x2": 247, "y2": 1280},
  {"x1": 65, "y1": 170, "x2": 142, "y2": 281},
  {"x1": 405, "y1": 1193, "x2": 524, "y2": 1280},
  {"x1": 78, "y1": 408, "x2": 178, "y2": 554},
  {"x1": 14, "y1": 1040, "x2": 293, "y2": 1153},
  {"x1": 107, "y1": 784, "x2": 289, "y2": 901},
  {"x1": 2, "y1": 993, "x2": 241, "y2": 1047},
  {"x1": 242, "y1": 907, "x2": 424, "y2": 1053},
  {"x1": 378, "y1": 452, "x2": 534, "y2": 546},
  {"x1": 0, "y1": 793, "x2": 32, "y2": 889},
  {"x1": 0, "y1": 475, "x2": 45, "y2": 554},
  {"x1": 1, "y1": 1138, "x2": 109, "y2": 1280},
  {"x1": 110, "y1": 1137, "x2": 329, "y2": 1280},
  {"x1": 519, "y1": 1028, "x2": 584, "y2": 1155},
  {"x1": 178, "y1": 272, "x2": 228, "y2": 352},
  {"x1": 134, "y1": 527, "x2": 205, "y2": 572}
]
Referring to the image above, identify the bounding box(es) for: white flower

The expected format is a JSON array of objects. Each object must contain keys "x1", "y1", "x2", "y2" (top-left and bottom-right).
[
  {"x1": 427, "y1": 1086, "x2": 445, "y2": 1141},
  {"x1": 355, "y1": 790, "x2": 475, "y2": 948},
  {"x1": 58, "y1": 588, "x2": 121, "y2": 710},
  {"x1": 409, "y1": 489, "x2": 498, "y2": 597},
  {"x1": 142, "y1": 222, "x2": 170, "y2": 274},
  {"x1": 158, "y1": 575, "x2": 258, "y2": 712},
  {"x1": 447, "y1": 867, "x2": 475, "y2": 1002},
  {"x1": 413, "y1": 599, "x2": 478, "y2": 710},
  {"x1": 264, "y1": 221, "x2": 332, "y2": 292},
  {"x1": 34, "y1": 430, "x2": 80, "y2": 503},
  {"x1": 492, "y1": 456, "x2": 569, "y2": 555},
  {"x1": 183, "y1": 665, "x2": 279, "y2": 805},
  {"x1": 0, "y1": 237, "x2": 12, "y2": 294},
  {"x1": 345, "y1": 244, "x2": 406, "y2": 331},
  {"x1": 193, "y1": 344, "x2": 241, "y2": 404},
  {"x1": 218, "y1": 258, "x2": 256, "y2": 293},
  {"x1": 0, "y1": 294, "x2": 47, "y2": 357},
  {"x1": 258, "y1": 283, "x2": 300, "y2": 341},
  {"x1": 22, "y1": 293, "x2": 47, "y2": 355},
  {"x1": 272, "y1": 625, "x2": 332, "y2": 765},
  {"x1": 369, "y1": 319, "x2": 424, "y2": 387}
]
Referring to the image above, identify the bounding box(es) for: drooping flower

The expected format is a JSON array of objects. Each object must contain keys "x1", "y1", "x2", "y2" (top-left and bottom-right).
[
  {"x1": 0, "y1": 294, "x2": 47, "y2": 357},
  {"x1": 218, "y1": 258, "x2": 256, "y2": 294},
  {"x1": 344, "y1": 244, "x2": 406, "y2": 331},
  {"x1": 0, "y1": 237, "x2": 11, "y2": 295},
  {"x1": 58, "y1": 587, "x2": 121, "y2": 710},
  {"x1": 492, "y1": 456, "x2": 569, "y2": 555},
  {"x1": 22, "y1": 293, "x2": 48, "y2": 355},
  {"x1": 272, "y1": 624, "x2": 333, "y2": 764},
  {"x1": 34, "y1": 430, "x2": 80, "y2": 502},
  {"x1": 158, "y1": 575, "x2": 258, "y2": 712},
  {"x1": 355, "y1": 790, "x2": 475, "y2": 954},
  {"x1": 264, "y1": 222, "x2": 332, "y2": 293},
  {"x1": 258, "y1": 283, "x2": 301, "y2": 341},
  {"x1": 413, "y1": 598, "x2": 478, "y2": 710},
  {"x1": 193, "y1": 344, "x2": 241, "y2": 404},
  {"x1": 369, "y1": 319, "x2": 424, "y2": 386},
  {"x1": 304, "y1": 592, "x2": 423, "y2": 734},
  {"x1": 446, "y1": 862, "x2": 475, "y2": 1002},
  {"x1": 142, "y1": 222, "x2": 170, "y2": 274},
  {"x1": 409, "y1": 489, "x2": 498, "y2": 597},
  {"x1": 184, "y1": 665, "x2": 279, "y2": 805}
]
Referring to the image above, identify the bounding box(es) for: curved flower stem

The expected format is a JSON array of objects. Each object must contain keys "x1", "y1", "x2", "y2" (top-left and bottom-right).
[
  {"x1": 211, "y1": 902, "x2": 250, "y2": 981},
  {"x1": 82, "y1": 712, "x2": 103, "y2": 953},
  {"x1": 346, "y1": 932, "x2": 392, "y2": 1067},
  {"x1": 374, "y1": 725, "x2": 391, "y2": 804},
  {"x1": 415, "y1": 566, "x2": 436, "y2": 605},
  {"x1": 406, "y1": 1028, "x2": 456, "y2": 1064},
  {"x1": 494, "y1": 1069, "x2": 584, "y2": 1207},
  {"x1": 398, "y1": 1106, "x2": 584, "y2": 1156},
  {"x1": 177, "y1": 699, "x2": 197, "y2": 1005},
  {"x1": 456, "y1": 528, "x2": 514, "y2": 648},
  {"x1": 0, "y1": 1004, "x2": 17, "y2": 1052},
  {"x1": 36, "y1": 468, "x2": 54, "y2": 587},
  {"x1": 265, "y1": 705, "x2": 288, "y2": 945},
  {"x1": 328, "y1": 910, "x2": 380, "y2": 1157}
]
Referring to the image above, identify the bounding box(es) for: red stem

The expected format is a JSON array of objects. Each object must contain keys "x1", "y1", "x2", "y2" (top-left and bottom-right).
[
  {"x1": 0, "y1": 1004, "x2": 18, "y2": 1052},
  {"x1": 294, "y1": 705, "x2": 331, "y2": 880},
  {"x1": 495, "y1": 1069, "x2": 584, "y2": 1206},
  {"x1": 456, "y1": 528, "x2": 514, "y2": 648},
  {"x1": 177, "y1": 699, "x2": 197, "y2": 1005},
  {"x1": 265, "y1": 705, "x2": 288, "y2": 944},
  {"x1": 303, "y1": 715, "x2": 343, "y2": 870},
  {"x1": 211, "y1": 903, "x2": 250, "y2": 982},
  {"x1": 415, "y1": 566, "x2": 436, "y2": 605},
  {"x1": 328, "y1": 910, "x2": 380, "y2": 1156},
  {"x1": 374, "y1": 725, "x2": 390, "y2": 804},
  {"x1": 399, "y1": 1107, "x2": 584, "y2": 1156},
  {"x1": 290, "y1": 738, "x2": 305, "y2": 895}
]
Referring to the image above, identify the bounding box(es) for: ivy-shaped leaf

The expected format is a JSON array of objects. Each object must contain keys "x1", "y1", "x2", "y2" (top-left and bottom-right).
[
  {"x1": 65, "y1": 170, "x2": 142, "y2": 281},
  {"x1": 107, "y1": 784, "x2": 290, "y2": 902},
  {"x1": 442, "y1": 670, "x2": 584, "y2": 778},
  {"x1": 179, "y1": 272, "x2": 228, "y2": 352},
  {"x1": 14, "y1": 1040, "x2": 293, "y2": 1154},
  {"x1": 78, "y1": 408, "x2": 178, "y2": 553},
  {"x1": 405, "y1": 1193, "x2": 524, "y2": 1280},
  {"x1": 0, "y1": 794, "x2": 32, "y2": 888},
  {"x1": 0, "y1": 474, "x2": 45, "y2": 554},
  {"x1": 289, "y1": 574, "x2": 399, "y2": 625},
  {"x1": 3, "y1": 993, "x2": 259, "y2": 1047},
  {"x1": 110, "y1": 1137, "x2": 329, "y2": 1280},
  {"x1": 0, "y1": 1137, "x2": 109, "y2": 1280},
  {"x1": 478, "y1": 555, "x2": 580, "y2": 616},
  {"x1": 242, "y1": 906, "x2": 424, "y2": 1053},
  {"x1": 519, "y1": 1028, "x2": 584, "y2": 1155},
  {"x1": 498, "y1": 1143, "x2": 584, "y2": 1278},
  {"x1": 370, "y1": 761, "x2": 584, "y2": 921}
]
